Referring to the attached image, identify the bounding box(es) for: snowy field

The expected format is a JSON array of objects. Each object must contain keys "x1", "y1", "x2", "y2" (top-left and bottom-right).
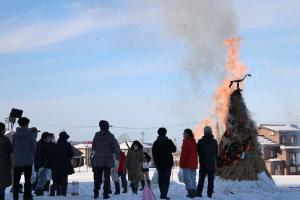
[{"x1": 5, "y1": 167, "x2": 300, "y2": 200}]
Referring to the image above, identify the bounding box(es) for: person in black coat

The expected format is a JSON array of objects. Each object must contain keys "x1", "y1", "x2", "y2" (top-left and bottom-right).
[
  {"x1": 196, "y1": 126, "x2": 218, "y2": 199},
  {"x1": 152, "y1": 128, "x2": 177, "y2": 200},
  {"x1": 52, "y1": 131, "x2": 74, "y2": 196},
  {"x1": 35, "y1": 132, "x2": 52, "y2": 196}
]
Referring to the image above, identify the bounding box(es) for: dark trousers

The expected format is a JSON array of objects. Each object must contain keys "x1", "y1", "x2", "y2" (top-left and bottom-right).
[
  {"x1": 157, "y1": 168, "x2": 172, "y2": 197},
  {"x1": 94, "y1": 167, "x2": 111, "y2": 196},
  {"x1": 197, "y1": 170, "x2": 215, "y2": 196},
  {"x1": 0, "y1": 186, "x2": 5, "y2": 197},
  {"x1": 13, "y1": 166, "x2": 32, "y2": 199},
  {"x1": 53, "y1": 171, "x2": 68, "y2": 196},
  {"x1": 118, "y1": 172, "x2": 127, "y2": 190}
]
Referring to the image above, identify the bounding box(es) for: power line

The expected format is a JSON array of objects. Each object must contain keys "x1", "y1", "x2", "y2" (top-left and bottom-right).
[{"x1": 30, "y1": 121, "x2": 200, "y2": 131}]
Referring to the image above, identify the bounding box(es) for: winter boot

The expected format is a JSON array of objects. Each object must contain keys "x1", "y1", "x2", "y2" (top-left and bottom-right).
[
  {"x1": 186, "y1": 190, "x2": 195, "y2": 198},
  {"x1": 140, "y1": 180, "x2": 145, "y2": 191},
  {"x1": 114, "y1": 182, "x2": 120, "y2": 195},
  {"x1": 103, "y1": 193, "x2": 110, "y2": 199},
  {"x1": 34, "y1": 189, "x2": 44, "y2": 196},
  {"x1": 196, "y1": 190, "x2": 202, "y2": 197},
  {"x1": 131, "y1": 183, "x2": 138, "y2": 194},
  {"x1": 50, "y1": 185, "x2": 55, "y2": 196},
  {"x1": 93, "y1": 189, "x2": 99, "y2": 199},
  {"x1": 207, "y1": 193, "x2": 212, "y2": 199},
  {"x1": 44, "y1": 181, "x2": 50, "y2": 192},
  {"x1": 122, "y1": 181, "x2": 127, "y2": 193}
]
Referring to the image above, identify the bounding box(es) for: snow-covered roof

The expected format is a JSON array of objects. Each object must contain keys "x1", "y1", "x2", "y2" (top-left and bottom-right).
[
  {"x1": 74, "y1": 143, "x2": 92, "y2": 149},
  {"x1": 119, "y1": 141, "x2": 152, "y2": 150},
  {"x1": 280, "y1": 145, "x2": 300, "y2": 150},
  {"x1": 267, "y1": 158, "x2": 284, "y2": 162},
  {"x1": 257, "y1": 136, "x2": 280, "y2": 147},
  {"x1": 259, "y1": 124, "x2": 300, "y2": 132}
]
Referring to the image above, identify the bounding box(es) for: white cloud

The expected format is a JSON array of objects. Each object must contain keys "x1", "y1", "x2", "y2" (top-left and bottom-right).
[{"x1": 0, "y1": 8, "x2": 137, "y2": 54}]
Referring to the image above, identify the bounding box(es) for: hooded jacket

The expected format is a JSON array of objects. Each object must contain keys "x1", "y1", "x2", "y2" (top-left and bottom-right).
[
  {"x1": 197, "y1": 133, "x2": 218, "y2": 172},
  {"x1": 12, "y1": 127, "x2": 36, "y2": 166},
  {"x1": 180, "y1": 137, "x2": 198, "y2": 169},
  {"x1": 152, "y1": 135, "x2": 177, "y2": 169}
]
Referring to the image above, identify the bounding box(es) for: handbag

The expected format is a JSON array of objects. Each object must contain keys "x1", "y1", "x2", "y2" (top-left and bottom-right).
[{"x1": 178, "y1": 169, "x2": 184, "y2": 183}]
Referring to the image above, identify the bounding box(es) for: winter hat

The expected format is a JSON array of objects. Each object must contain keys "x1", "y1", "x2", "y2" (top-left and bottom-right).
[
  {"x1": 157, "y1": 127, "x2": 167, "y2": 136},
  {"x1": 41, "y1": 132, "x2": 50, "y2": 139},
  {"x1": 204, "y1": 126, "x2": 212, "y2": 135},
  {"x1": 99, "y1": 120, "x2": 110, "y2": 130},
  {"x1": 59, "y1": 131, "x2": 70, "y2": 140}
]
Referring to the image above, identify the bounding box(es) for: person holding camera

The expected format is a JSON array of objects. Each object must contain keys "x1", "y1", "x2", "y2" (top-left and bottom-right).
[{"x1": 12, "y1": 117, "x2": 36, "y2": 200}]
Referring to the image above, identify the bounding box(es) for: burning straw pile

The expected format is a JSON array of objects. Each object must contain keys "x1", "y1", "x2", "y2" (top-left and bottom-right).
[
  {"x1": 195, "y1": 38, "x2": 271, "y2": 181},
  {"x1": 217, "y1": 89, "x2": 270, "y2": 180}
]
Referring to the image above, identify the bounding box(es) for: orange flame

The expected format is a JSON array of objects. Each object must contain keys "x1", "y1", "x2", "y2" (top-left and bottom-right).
[{"x1": 194, "y1": 37, "x2": 247, "y2": 139}]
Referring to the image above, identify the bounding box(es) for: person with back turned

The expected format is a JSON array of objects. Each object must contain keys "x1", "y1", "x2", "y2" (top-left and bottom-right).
[
  {"x1": 196, "y1": 126, "x2": 218, "y2": 199},
  {"x1": 152, "y1": 128, "x2": 177, "y2": 200},
  {"x1": 52, "y1": 131, "x2": 74, "y2": 196},
  {"x1": 12, "y1": 117, "x2": 36, "y2": 200},
  {"x1": 0, "y1": 122, "x2": 13, "y2": 200},
  {"x1": 92, "y1": 120, "x2": 120, "y2": 199}
]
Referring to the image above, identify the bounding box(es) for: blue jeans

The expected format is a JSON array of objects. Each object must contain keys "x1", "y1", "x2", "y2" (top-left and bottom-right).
[
  {"x1": 182, "y1": 169, "x2": 196, "y2": 190},
  {"x1": 0, "y1": 186, "x2": 5, "y2": 196}
]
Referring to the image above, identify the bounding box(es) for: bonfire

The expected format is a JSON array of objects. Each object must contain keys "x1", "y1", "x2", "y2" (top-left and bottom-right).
[{"x1": 195, "y1": 37, "x2": 271, "y2": 181}]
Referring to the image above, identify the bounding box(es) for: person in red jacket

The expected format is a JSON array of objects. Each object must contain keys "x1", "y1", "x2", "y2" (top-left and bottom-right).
[
  {"x1": 118, "y1": 151, "x2": 128, "y2": 193},
  {"x1": 180, "y1": 129, "x2": 198, "y2": 198}
]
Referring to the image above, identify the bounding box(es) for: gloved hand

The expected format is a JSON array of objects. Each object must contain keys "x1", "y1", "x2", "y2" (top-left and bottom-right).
[{"x1": 38, "y1": 167, "x2": 44, "y2": 173}]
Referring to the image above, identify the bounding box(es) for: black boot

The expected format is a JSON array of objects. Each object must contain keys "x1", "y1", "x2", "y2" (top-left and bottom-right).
[
  {"x1": 114, "y1": 182, "x2": 120, "y2": 195},
  {"x1": 140, "y1": 180, "x2": 145, "y2": 191},
  {"x1": 44, "y1": 181, "x2": 50, "y2": 192},
  {"x1": 93, "y1": 189, "x2": 99, "y2": 199},
  {"x1": 131, "y1": 183, "x2": 138, "y2": 194},
  {"x1": 103, "y1": 193, "x2": 110, "y2": 199},
  {"x1": 34, "y1": 189, "x2": 44, "y2": 196},
  {"x1": 50, "y1": 185, "x2": 55, "y2": 196},
  {"x1": 122, "y1": 181, "x2": 127, "y2": 193},
  {"x1": 186, "y1": 190, "x2": 195, "y2": 198}
]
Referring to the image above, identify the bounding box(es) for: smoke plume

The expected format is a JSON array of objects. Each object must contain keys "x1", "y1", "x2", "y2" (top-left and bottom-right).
[{"x1": 157, "y1": 0, "x2": 237, "y2": 81}]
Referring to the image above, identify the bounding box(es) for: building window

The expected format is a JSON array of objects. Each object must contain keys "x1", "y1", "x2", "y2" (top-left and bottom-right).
[
  {"x1": 280, "y1": 136, "x2": 286, "y2": 144},
  {"x1": 290, "y1": 167, "x2": 297, "y2": 173},
  {"x1": 289, "y1": 153, "x2": 297, "y2": 165},
  {"x1": 270, "y1": 131, "x2": 275, "y2": 136},
  {"x1": 291, "y1": 136, "x2": 297, "y2": 145},
  {"x1": 270, "y1": 151, "x2": 276, "y2": 158}
]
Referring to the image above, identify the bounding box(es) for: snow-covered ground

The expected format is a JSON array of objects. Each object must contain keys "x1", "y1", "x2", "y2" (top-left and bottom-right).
[{"x1": 5, "y1": 167, "x2": 300, "y2": 200}]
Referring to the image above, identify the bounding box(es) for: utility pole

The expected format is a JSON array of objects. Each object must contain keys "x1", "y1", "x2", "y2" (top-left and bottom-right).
[{"x1": 141, "y1": 131, "x2": 144, "y2": 143}]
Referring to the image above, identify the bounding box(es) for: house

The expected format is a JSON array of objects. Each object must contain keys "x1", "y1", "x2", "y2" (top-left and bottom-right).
[
  {"x1": 257, "y1": 124, "x2": 300, "y2": 175},
  {"x1": 74, "y1": 142, "x2": 93, "y2": 167}
]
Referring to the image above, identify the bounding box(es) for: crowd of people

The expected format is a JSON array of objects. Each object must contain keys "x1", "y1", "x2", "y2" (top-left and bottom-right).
[
  {"x1": 0, "y1": 118, "x2": 74, "y2": 200},
  {"x1": 0, "y1": 118, "x2": 218, "y2": 200}
]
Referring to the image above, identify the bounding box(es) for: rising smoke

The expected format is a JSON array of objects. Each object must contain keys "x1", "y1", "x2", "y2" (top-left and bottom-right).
[{"x1": 156, "y1": 0, "x2": 237, "y2": 82}]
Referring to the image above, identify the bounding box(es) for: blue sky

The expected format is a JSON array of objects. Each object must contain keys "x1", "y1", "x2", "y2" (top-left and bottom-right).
[{"x1": 0, "y1": 0, "x2": 299, "y2": 142}]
